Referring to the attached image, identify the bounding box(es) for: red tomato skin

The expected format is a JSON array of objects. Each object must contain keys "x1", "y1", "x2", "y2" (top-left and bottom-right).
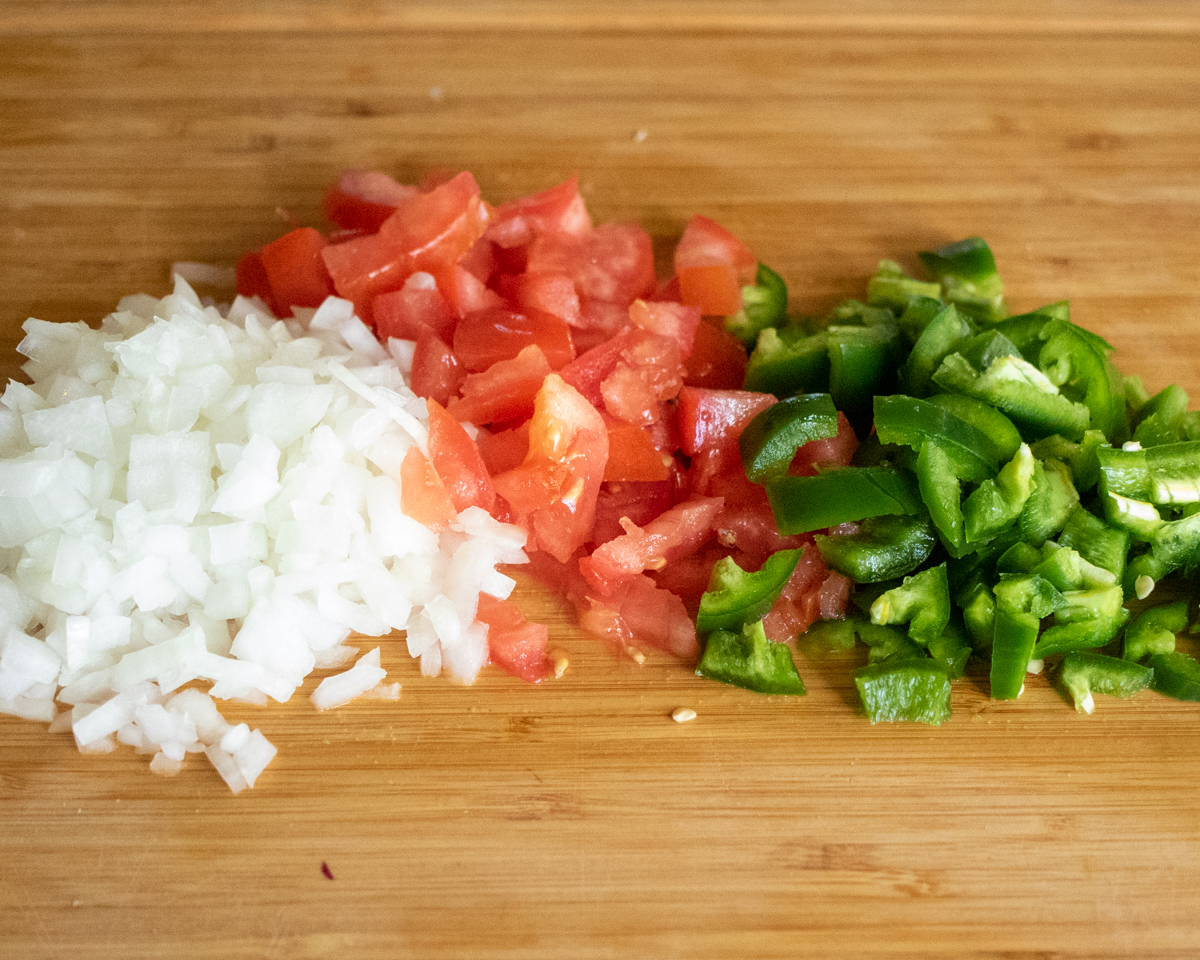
[
  {"x1": 676, "y1": 387, "x2": 775, "y2": 458},
  {"x1": 492, "y1": 374, "x2": 609, "y2": 563},
  {"x1": 495, "y1": 271, "x2": 583, "y2": 328},
  {"x1": 580, "y1": 495, "x2": 723, "y2": 596},
  {"x1": 475, "y1": 421, "x2": 531, "y2": 477},
  {"x1": 683, "y1": 319, "x2": 748, "y2": 389},
  {"x1": 258, "y1": 227, "x2": 336, "y2": 313},
  {"x1": 527, "y1": 222, "x2": 656, "y2": 307},
  {"x1": 235, "y1": 250, "x2": 279, "y2": 316},
  {"x1": 485, "y1": 176, "x2": 592, "y2": 249},
  {"x1": 452, "y1": 264, "x2": 505, "y2": 317},
  {"x1": 453, "y1": 306, "x2": 575, "y2": 373},
  {"x1": 560, "y1": 328, "x2": 684, "y2": 411},
  {"x1": 458, "y1": 236, "x2": 496, "y2": 284},
  {"x1": 629, "y1": 299, "x2": 701, "y2": 359},
  {"x1": 789, "y1": 411, "x2": 859, "y2": 475},
  {"x1": 322, "y1": 169, "x2": 416, "y2": 232},
  {"x1": 589, "y1": 480, "x2": 675, "y2": 547},
  {"x1": 761, "y1": 542, "x2": 828, "y2": 642},
  {"x1": 674, "y1": 214, "x2": 757, "y2": 276},
  {"x1": 449, "y1": 344, "x2": 552, "y2": 427},
  {"x1": 707, "y1": 467, "x2": 812, "y2": 570},
  {"x1": 602, "y1": 419, "x2": 673, "y2": 483},
  {"x1": 410, "y1": 329, "x2": 464, "y2": 408},
  {"x1": 426, "y1": 398, "x2": 496, "y2": 514},
  {"x1": 477, "y1": 593, "x2": 554, "y2": 683},
  {"x1": 399, "y1": 446, "x2": 459, "y2": 529},
  {"x1": 372, "y1": 272, "x2": 456, "y2": 343}
]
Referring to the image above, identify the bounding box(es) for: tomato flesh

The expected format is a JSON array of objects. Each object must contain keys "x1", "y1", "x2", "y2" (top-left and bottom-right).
[
  {"x1": 477, "y1": 593, "x2": 554, "y2": 683},
  {"x1": 453, "y1": 306, "x2": 575, "y2": 373},
  {"x1": 426, "y1": 398, "x2": 496, "y2": 514}
]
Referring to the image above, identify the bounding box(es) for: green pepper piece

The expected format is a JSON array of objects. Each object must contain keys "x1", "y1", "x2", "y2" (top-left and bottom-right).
[
  {"x1": 1031, "y1": 429, "x2": 1106, "y2": 493},
  {"x1": 932, "y1": 352, "x2": 1091, "y2": 441},
  {"x1": 1030, "y1": 542, "x2": 1116, "y2": 593},
  {"x1": 958, "y1": 329, "x2": 1023, "y2": 372},
  {"x1": 869, "y1": 564, "x2": 951, "y2": 646},
  {"x1": 1057, "y1": 504, "x2": 1131, "y2": 584},
  {"x1": 1146, "y1": 650, "x2": 1200, "y2": 701},
  {"x1": 1182, "y1": 411, "x2": 1200, "y2": 442},
  {"x1": 1037, "y1": 320, "x2": 1128, "y2": 443},
  {"x1": 744, "y1": 327, "x2": 831, "y2": 398},
  {"x1": 962, "y1": 443, "x2": 1037, "y2": 542},
  {"x1": 1018, "y1": 458, "x2": 1079, "y2": 544},
  {"x1": 1035, "y1": 611, "x2": 1129, "y2": 658},
  {"x1": 854, "y1": 659, "x2": 952, "y2": 725},
  {"x1": 738, "y1": 393, "x2": 839, "y2": 483},
  {"x1": 925, "y1": 394, "x2": 1023, "y2": 464},
  {"x1": 827, "y1": 299, "x2": 898, "y2": 327},
  {"x1": 1060, "y1": 652, "x2": 1153, "y2": 713},
  {"x1": 855, "y1": 619, "x2": 925, "y2": 663},
  {"x1": 958, "y1": 575, "x2": 996, "y2": 651},
  {"x1": 828, "y1": 323, "x2": 904, "y2": 437},
  {"x1": 873, "y1": 394, "x2": 1006, "y2": 483},
  {"x1": 927, "y1": 615, "x2": 972, "y2": 679},
  {"x1": 1132, "y1": 384, "x2": 1189, "y2": 447},
  {"x1": 1098, "y1": 440, "x2": 1200, "y2": 506},
  {"x1": 897, "y1": 295, "x2": 949, "y2": 342},
  {"x1": 996, "y1": 541, "x2": 1042, "y2": 575},
  {"x1": 726, "y1": 263, "x2": 788, "y2": 345},
  {"x1": 990, "y1": 574, "x2": 1065, "y2": 699},
  {"x1": 898, "y1": 303, "x2": 972, "y2": 398},
  {"x1": 1122, "y1": 512, "x2": 1200, "y2": 597},
  {"x1": 993, "y1": 302, "x2": 1071, "y2": 359},
  {"x1": 696, "y1": 549, "x2": 804, "y2": 634},
  {"x1": 798, "y1": 618, "x2": 857, "y2": 660},
  {"x1": 815, "y1": 514, "x2": 937, "y2": 583},
  {"x1": 1123, "y1": 599, "x2": 1187, "y2": 661},
  {"x1": 918, "y1": 237, "x2": 1006, "y2": 324},
  {"x1": 915, "y1": 442, "x2": 967, "y2": 558},
  {"x1": 766, "y1": 466, "x2": 924, "y2": 534},
  {"x1": 1101, "y1": 489, "x2": 1163, "y2": 542},
  {"x1": 866, "y1": 260, "x2": 942, "y2": 313},
  {"x1": 696, "y1": 619, "x2": 805, "y2": 696}
]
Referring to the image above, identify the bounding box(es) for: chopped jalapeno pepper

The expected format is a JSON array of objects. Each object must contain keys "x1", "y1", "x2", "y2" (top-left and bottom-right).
[
  {"x1": 866, "y1": 259, "x2": 942, "y2": 313},
  {"x1": 1123, "y1": 599, "x2": 1187, "y2": 661},
  {"x1": 1060, "y1": 652, "x2": 1153, "y2": 713},
  {"x1": 925, "y1": 393, "x2": 1024, "y2": 464},
  {"x1": 990, "y1": 574, "x2": 1065, "y2": 699},
  {"x1": 696, "y1": 619, "x2": 806, "y2": 696},
  {"x1": 815, "y1": 514, "x2": 937, "y2": 583},
  {"x1": 726, "y1": 262, "x2": 788, "y2": 345},
  {"x1": 869, "y1": 563, "x2": 951, "y2": 646},
  {"x1": 696, "y1": 549, "x2": 804, "y2": 634},
  {"x1": 739, "y1": 393, "x2": 839, "y2": 483},
  {"x1": 918, "y1": 236, "x2": 1006, "y2": 324},
  {"x1": 915, "y1": 442, "x2": 967, "y2": 557},
  {"x1": 962, "y1": 443, "x2": 1036, "y2": 542},
  {"x1": 828, "y1": 323, "x2": 904, "y2": 437},
  {"x1": 766, "y1": 465, "x2": 924, "y2": 534},
  {"x1": 1018, "y1": 457, "x2": 1079, "y2": 544},
  {"x1": 1146, "y1": 650, "x2": 1200, "y2": 701},
  {"x1": 898, "y1": 303, "x2": 972, "y2": 398},
  {"x1": 854, "y1": 659, "x2": 952, "y2": 725},
  {"x1": 744, "y1": 326, "x2": 831, "y2": 397},
  {"x1": 874, "y1": 394, "x2": 1006, "y2": 482}
]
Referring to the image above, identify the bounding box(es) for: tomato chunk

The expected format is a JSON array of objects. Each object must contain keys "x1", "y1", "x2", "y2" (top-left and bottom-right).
[
  {"x1": 322, "y1": 169, "x2": 416, "y2": 233},
  {"x1": 477, "y1": 593, "x2": 554, "y2": 683},
  {"x1": 577, "y1": 575, "x2": 698, "y2": 660},
  {"x1": 485, "y1": 175, "x2": 592, "y2": 249},
  {"x1": 527, "y1": 222, "x2": 655, "y2": 308},
  {"x1": 258, "y1": 227, "x2": 336, "y2": 313},
  {"x1": 410, "y1": 328, "x2": 464, "y2": 408},
  {"x1": 399, "y1": 446, "x2": 458, "y2": 529},
  {"x1": 628, "y1": 299, "x2": 701, "y2": 359},
  {"x1": 590, "y1": 479, "x2": 676, "y2": 548},
  {"x1": 761, "y1": 543, "x2": 829, "y2": 642},
  {"x1": 603, "y1": 418, "x2": 673, "y2": 483},
  {"x1": 677, "y1": 386, "x2": 775, "y2": 493},
  {"x1": 492, "y1": 374, "x2": 608, "y2": 562},
  {"x1": 235, "y1": 249, "x2": 278, "y2": 316},
  {"x1": 493, "y1": 271, "x2": 583, "y2": 328},
  {"x1": 789, "y1": 411, "x2": 859, "y2": 475},
  {"x1": 426, "y1": 398, "x2": 496, "y2": 514},
  {"x1": 683, "y1": 320, "x2": 748, "y2": 390},
  {"x1": 674, "y1": 214, "x2": 757, "y2": 316},
  {"x1": 373, "y1": 271, "x2": 456, "y2": 343},
  {"x1": 475, "y1": 421, "x2": 531, "y2": 477},
  {"x1": 453, "y1": 306, "x2": 575, "y2": 373},
  {"x1": 449, "y1": 344, "x2": 552, "y2": 427}
]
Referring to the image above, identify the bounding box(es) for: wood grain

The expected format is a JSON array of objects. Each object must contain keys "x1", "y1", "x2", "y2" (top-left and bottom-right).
[{"x1": 2, "y1": 6, "x2": 1200, "y2": 959}]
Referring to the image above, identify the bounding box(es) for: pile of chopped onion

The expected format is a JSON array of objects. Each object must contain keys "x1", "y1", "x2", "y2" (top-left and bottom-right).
[{"x1": 0, "y1": 280, "x2": 528, "y2": 791}]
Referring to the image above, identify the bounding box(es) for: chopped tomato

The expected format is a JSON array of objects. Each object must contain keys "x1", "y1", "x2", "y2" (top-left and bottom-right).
[
  {"x1": 477, "y1": 593, "x2": 554, "y2": 683},
  {"x1": 589, "y1": 479, "x2": 676, "y2": 547},
  {"x1": 674, "y1": 214, "x2": 757, "y2": 316},
  {"x1": 449, "y1": 344, "x2": 552, "y2": 426},
  {"x1": 322, "y1": 169, "x2": 416, "y2": 233},
  {"x1": 410, "y1": 329, "x2": 463, "y2": 408},
  {"x1": 373, "y1": 271, "x2": 456, "y2": 343},
  {"x1": 761, "y1": 543, "x2": 828, "y2": 642},
  {"x1": 322, "y1": 172, "x2": 488, "y2": 321},
  {"x1": 789, "y1": 411, "x2": 859, "y2": 475},
  {"x1": 818, "y1": 571, "x2": 852, "y2": 620},
  {"x1": 677, "y1": 386, "x2": 775, "y2": 493},
  {"x1": 399, "y1": 446, "x2": 458, "y2": 529},
  {"x1": 603, "y1": 418, "x2": 673, "y2": 483},
  {"x1": 560, "y1": 328, "x2": 684, "y2": 411},
  {"x1": 493, "y1": 271, "x2": 582, "y2": 328},
  {"x1": 648, "y1": 546, "x2": 728, "y2": 610},
  {"x1": 475, "y1": 421, "x2": 531, "y2": 477},
  {"x1": 258, "y1": 227, "x2": 335, "y2": 313},
  {"x1": 707, "y1": 467, "x2": 812, "y2": 569},
  {"x1": 426, "y1": 398, "x2": 496, "y2": 514},
  {"x1": 628, "y1": 299, "x2": 701, "y2": 359},
  {"x1": 453, "y1": 306, "x2": 575, "y2": 373},
  {"x1": 452, "y1": 264, "x2": 505, "y2": 317},
  {"x1": 578, "y1": 575, "x2": 698, "y2": 660},
  {"x1": 417, "y1": 166, "x2": 460, "y2": 192},
  {"x1": 683, "y1": 319, "x2": 748, "y2": 389},
  {"x1": 527, "y1": 222, "x2": 655, "y2": 308},
  {"x1": 235, "y1": 249, "x2": 278, "y2": 316},
  {"x1": 458, "y1": 236, "x2": 496, "y2": 284},
  {"x1": 485, "y1": 176, "x2": 592, "y2": 249},
  {"x1": 580, "y1": 496, "x2": 723, "y2": 596},
  {"x1": 492, "y1": 374, "x2": 608, "y2": 563}
]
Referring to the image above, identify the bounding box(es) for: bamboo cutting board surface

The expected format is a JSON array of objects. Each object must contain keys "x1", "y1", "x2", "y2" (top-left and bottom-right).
[{"x1": 2, "y1": 4, "x2": 1200, "y2": 958}]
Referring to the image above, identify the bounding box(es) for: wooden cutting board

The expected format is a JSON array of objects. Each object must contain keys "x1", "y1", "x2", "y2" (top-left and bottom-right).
[{"x1": 2, "y1": 4, "x2": 1200, "y2": 957}]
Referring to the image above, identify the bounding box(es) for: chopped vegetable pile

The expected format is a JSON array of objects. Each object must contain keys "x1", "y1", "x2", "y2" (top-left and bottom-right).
[{"x1": 4, "y1": 167, "x2": 1199, "y2": 796}]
